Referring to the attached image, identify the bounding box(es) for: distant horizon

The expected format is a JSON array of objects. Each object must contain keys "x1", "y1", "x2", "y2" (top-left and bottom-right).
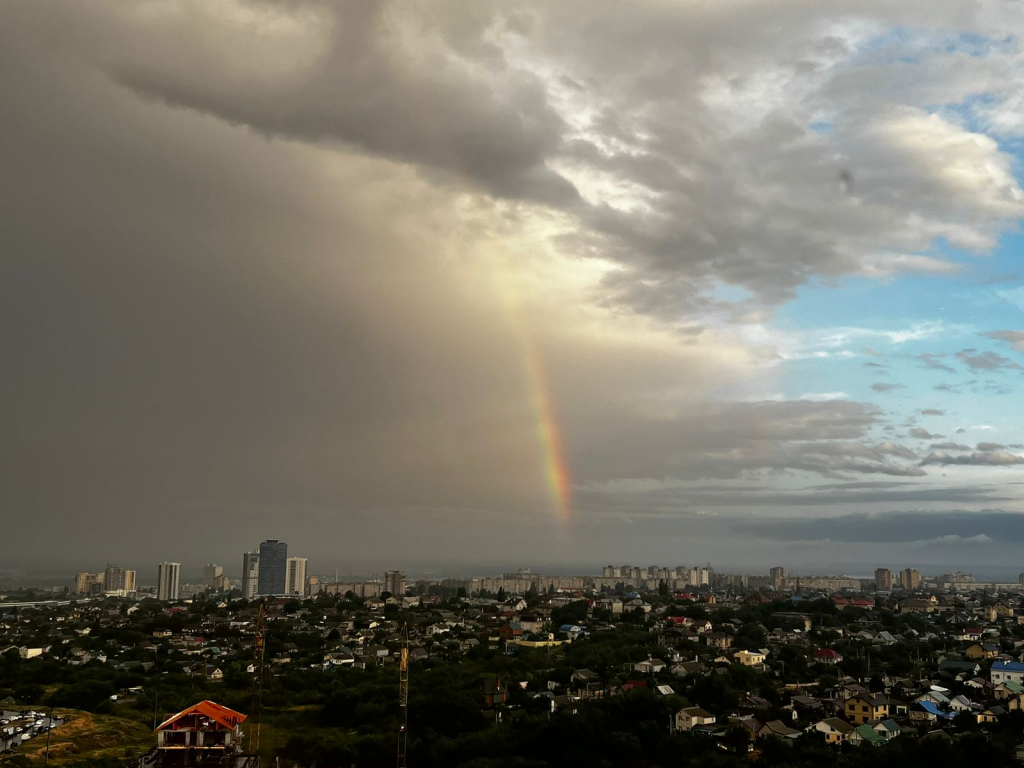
[{"x1": 3, "y1": 558, "x2": 1021, "y2": 590}]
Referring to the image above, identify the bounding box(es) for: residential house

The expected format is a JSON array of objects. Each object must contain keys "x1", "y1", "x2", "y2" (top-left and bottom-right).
[
  {"x1": 705, "y1": 632, "x2": 732, "y2": 649},
  {"x1": 899, "y1": 599, "x2": 932, "y2": 614},
  {"x1": 633, "y1": 657, "x2": 667, "y2": 674},
  {"x1": 813, "y1": 717, "x2": 854, "y2": 744},
  {"x1": 498, "y1": 623, "x2": 524, "y2": 642},
  {"x1": 910, "y1": 700, "x2": 957, "y2": 723},
  {"x1": 758, "y1": 720, "x2": 800, "y2": 740},
  {"x1": 814, "y1": 648, "x2": 842, "y2": 665},
  {"x1": 992, "y1": 661, "x2": 1024, "y2": 685},
  {"x1": 873, "y1": 720, "x2": 900, "y2": 739},
  {"x1": 994, "y1": 681, "x2": 1024, "y2": 700},
  {"x1": 675, "y1": 707, "x2": 716, "y2": 732},
  {"x1": 965, "y1": 643, "x2": 1000, "y2": 660},
  {"x1": 978, "y1": 706, "x2": 1005, "y2": 724},
  {"x1": 938, "y1": 660, "x2": 981, "y2": 677},
  {"x1": 734, "y1": 649, "x2": 766, "y2": 666},
  {"x1": 844, "y1": 693, "x2": 890, "y2": 725},
  {"x1": 848, "y1": 724, "x2": 887, "y2": 746}
]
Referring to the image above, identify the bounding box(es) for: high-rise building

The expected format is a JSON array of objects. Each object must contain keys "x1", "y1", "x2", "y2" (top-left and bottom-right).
[
  {"x1": 384, "y1": 570, "x2": 406, "y2": 597},
  {"x1": 769, "y1": 567, "x2": 786, "y2": 589},
  {"x1": 900, "y1": 568, "x2": 921, "y2": 591},
  {"x1": 874, "y1": 568, "x2": 893, "y2": 591},
  {"x1": 257, "y1": 540, "x2": 287, "y2": 596},
  {"x1": 242, "y1": 551, "x2": 260, "y2": 599},
  {"x1": 124, "y1": 569, "x2": 137, "y2": 593},
  {"x1": 687, "y1": 567, "x2": 711, "y2": 587},
  {"x1": 203, "y1": 564, "x2": 224, "y2": 588},
  {"x1": 157, "y1": 562, "x2": 181, "y2": 601},
  {"x1": 74, "y1": 572, "x2": 104, "y2": 595},
  {"x1": 104, "y1": 564, "x2": 126, "y2": 592},
  {"x1": 286, "y1": 557, "x2": 308, "y2": 597}
]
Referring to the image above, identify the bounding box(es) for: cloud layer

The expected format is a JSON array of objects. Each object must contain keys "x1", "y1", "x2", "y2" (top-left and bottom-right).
[{"x1": 2, "y1": 0, "x2": 1024, "y2": 571}]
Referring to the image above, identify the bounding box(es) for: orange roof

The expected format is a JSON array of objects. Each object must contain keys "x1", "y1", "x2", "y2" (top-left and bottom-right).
[{"x1": 156, "y1": 700, "x2": 247, "y2": 732}]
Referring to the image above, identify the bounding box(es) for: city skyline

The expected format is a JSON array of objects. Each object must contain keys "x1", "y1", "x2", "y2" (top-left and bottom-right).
[
  {"x1": 49, "y1": 556, "x2": 1024, "y2": 596},
  {"x1": 3, "y1": 2, "x2": 1024, "y2": 571}
]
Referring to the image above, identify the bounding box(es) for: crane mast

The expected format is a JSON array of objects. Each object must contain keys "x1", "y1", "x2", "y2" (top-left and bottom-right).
[
  {"x1": 397, "y1": 624, "x2": 409, "y2": 768},
  {"x1": 249, "y1": 601, "x2": 267, "y2": 754}
]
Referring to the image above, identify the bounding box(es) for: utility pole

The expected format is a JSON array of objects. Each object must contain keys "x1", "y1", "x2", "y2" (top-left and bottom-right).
[{"x1": 42, "y1": 705, "x2": 54, "y2": 768}]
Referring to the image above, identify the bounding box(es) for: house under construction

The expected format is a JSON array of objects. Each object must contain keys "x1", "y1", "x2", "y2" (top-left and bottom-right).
[{"x1": 132, "y1": 701, "x2": 259, "y2": 768}]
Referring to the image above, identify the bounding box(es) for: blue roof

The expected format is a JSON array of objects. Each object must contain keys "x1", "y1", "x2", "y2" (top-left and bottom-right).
[
  {"x1": 918, "y1": 700, "x2": 956, "y2": 718},
  {"x1": 993, "y1": 661, "x2": 1024, "y2": 672}
]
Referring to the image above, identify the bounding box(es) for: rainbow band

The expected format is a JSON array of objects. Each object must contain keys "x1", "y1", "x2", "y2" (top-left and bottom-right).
[{"x1": 523, "y1": 337, "x2": 573, "y2": 522}]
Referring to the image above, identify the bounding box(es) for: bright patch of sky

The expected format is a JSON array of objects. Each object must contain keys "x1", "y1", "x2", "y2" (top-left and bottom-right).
[{"x1": 772, "y1": 228, "x2": 1024, "y2": 444}]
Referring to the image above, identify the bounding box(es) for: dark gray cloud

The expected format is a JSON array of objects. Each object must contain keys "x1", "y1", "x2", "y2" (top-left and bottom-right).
[
  {"x1": 935, "y1": 380, "x2": 977, "y2": 393},
  {"x1": 917, "y1": 353, "x2": 956, "y2": 373},
  {"x1": 929, "y1": 442, "x2": 970, "y2": 451},
  {"x1": 977, "y1": 442, "x2": 1007, "y2": 451},
  {"x1": 579, "y1": 481, "x2": 1009, "y2": 513},
  {"x1": 956, "y1": 348, "x2": 1023, "y2": 372},
  {"x1": 921, "y1": 450, "x2": 1024, "y2": 466},
  {"x1": 35, "y1": 0, "x2": 1018, "y2": 320},
  {"x1": 747, "y1": 509, "x2": 1024, "y2": 544},
  {"x1": 909, "y1": 427, "x2": 943, "y2": 439},
  {"x1": 872, "y1": 382, "x2": 906, "y2": 393},
  {"x1": 920, "y1": 408, "x2": 944, "y2": 416},
  {"x1": 983, "y1": 330, "x2": 1024, "y2": 353}
]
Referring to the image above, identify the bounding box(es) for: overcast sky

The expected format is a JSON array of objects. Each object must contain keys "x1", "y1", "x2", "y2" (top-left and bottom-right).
[{"x1": 3, "y1": 1, "x2": 1024, "y2": 578}]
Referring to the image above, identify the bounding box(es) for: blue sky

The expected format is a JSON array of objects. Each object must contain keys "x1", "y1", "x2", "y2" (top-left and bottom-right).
[{"x1": 776, "y1": 226, "x2": 1024, "y2": 447}]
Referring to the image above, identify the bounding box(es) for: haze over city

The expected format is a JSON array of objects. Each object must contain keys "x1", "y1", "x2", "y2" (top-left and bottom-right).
[{"x1": 4, "y1": 1, "x2": 1024, "y2": 576}]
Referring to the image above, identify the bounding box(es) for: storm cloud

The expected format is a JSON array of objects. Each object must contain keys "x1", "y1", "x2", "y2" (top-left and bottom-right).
[
  {"x1": 2, "y1": 0, "x2": 1024, "y2": 572},
  {"x1": 748, "y1": 509, "x2": 1024, "y2": 544}
]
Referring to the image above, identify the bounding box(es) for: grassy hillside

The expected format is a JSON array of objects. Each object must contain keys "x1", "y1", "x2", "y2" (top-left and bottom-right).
[{"x1": 0, "y1": 708, "x2": 153, "y2": 768}]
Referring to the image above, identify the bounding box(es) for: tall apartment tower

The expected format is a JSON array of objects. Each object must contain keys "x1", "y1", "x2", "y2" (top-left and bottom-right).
[
  {"x1": 104, "y1": 564, "x2": 126, "y2": 592},
  {"x1": 157, "y1": 562, "x2": 181, "y2": 601},
  {"x1": 384, "y1": 570, "x2": 407, "y2": 597},
  {"x1": 286, "y1": 557, "x2": 308, "y2": 597},
  {"x1": 74, "y1": 572, "x2": 104, "y2": 595},
  {"x1": 124, "y1": 569, "x2": 137, "y2": 593},
  {"x1": 874, "y1": 568, "x2": 893, "y2": 591},
  {"x1": 203, "y1": 564, "x2": 224, "y2": 588},
  {"x1": 257, "y1": 540, "x2": 288, "y2": 596},
  {"x1": 901, "y1": 568, "x2": 921, "y2": 590},
  {"x1": 242, "y1": 551, "x2": 260, "y2": 599},
  {"x1": 769, "y1": 566, "x2": 786, "y2": 589}
]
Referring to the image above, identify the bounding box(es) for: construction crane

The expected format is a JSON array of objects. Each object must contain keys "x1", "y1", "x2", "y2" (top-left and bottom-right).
[
  {"x1": 249, "y1": 601, "x2": 267, "y2": 755},
  {"x1": 397, "y1": 624, "x2": 409, "y2": 768}
]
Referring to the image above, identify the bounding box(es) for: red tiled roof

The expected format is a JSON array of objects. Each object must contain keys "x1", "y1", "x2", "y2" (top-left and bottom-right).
[{"x1": 156, "y1": 700, "x2": 246, "y2": 732}]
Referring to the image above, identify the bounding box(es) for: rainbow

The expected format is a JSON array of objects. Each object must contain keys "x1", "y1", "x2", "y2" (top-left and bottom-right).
[
  {"x1": 482, "y1": 248, "x2": 573, "y2": 523},
  {"x1": 521, "y1": 334, "x2": 573, "y2": 523}
]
